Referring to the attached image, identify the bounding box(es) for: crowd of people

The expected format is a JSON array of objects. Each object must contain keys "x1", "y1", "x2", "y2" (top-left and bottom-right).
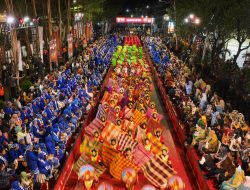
[
  {"x1": 73, "y1": 37, "x2": 179, "y2": 190},
  {"x1": 0, "y1": 34, "x2": 119, "y2": 190},
  {"x1": 146, "y1": 36, "x2": 250, "y2": 189}
]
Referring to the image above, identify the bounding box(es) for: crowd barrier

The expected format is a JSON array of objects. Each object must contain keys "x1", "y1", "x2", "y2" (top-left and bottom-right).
[
  {"x1": 146, "y1": 53, "x2": 211, "y2": 190},
  {"x1": 53, "y1": 66, "x2": 113, "y2": 190}
]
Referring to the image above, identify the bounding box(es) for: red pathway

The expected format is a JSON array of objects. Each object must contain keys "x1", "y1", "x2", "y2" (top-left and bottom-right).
[{"x1": 61, "y1": 55, "x2": 199, "y2": 190}]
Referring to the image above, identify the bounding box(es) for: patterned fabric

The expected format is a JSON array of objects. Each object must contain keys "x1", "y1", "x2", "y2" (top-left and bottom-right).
[
  {"x1": 122, "y1": 120, "x2": 137, "y2": 132},
  {"x1": 101, "y1": 91, "x2": 111, "y2": 103},
  {"x1": 122, "y1": 106, "x2": 133, "y2": 119},
  {"x1": 84, "y1": 118, "x2": 105, "y2": 137},
  {"x1": 107, "y1": 107, "x2": 117, "y2": 124},
  {"x1": 147, "y1": 133, "x2": 165, "y2": 155},
  {"x1": 96, "y1": 104, "x2": 107, "y2": 120},
  {"x1": 133, "y1": 109, "x2": 147, "y2": 125},
  {"x1": 132, "y1": 143, "x2": 154, "y2": 167},
  {"x1": 79, "y1": 135, "x2": 102, "y2": 155},
  {"x1": 117, "y1": 133, "x2": 138, "y2": 153},
  {"x1": 100, "y1": 121, "x2": 121, "y2": 142},
  {"x1": 73, "y1": 154, "x2": 106, "y2": 175},
  {"x1": 109, "y1": 154, "x2": 140, "y2": 180},
  {"x1": 99, "y1": 144, "x2": 119, "y2": 167},
  {"x1": 146, "y1": 108, "x2": 163, "y2": 122},
  {"x1": 141, "y1": 155, "x2": 176, "y2": 189},
  {"x1": 146, "y1": 118, "x2": 165, "y2": 134}
]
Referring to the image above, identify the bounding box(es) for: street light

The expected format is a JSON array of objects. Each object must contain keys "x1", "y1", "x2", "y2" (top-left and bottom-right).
[
  {"x1": 146, "y1": 5, "x2": 150, "y2": 9},
  {"x1": 73, "y1": 0, "x2": 77, "y2": 3},
  {"x1": 141, "y1": 15, "x2": 144, "y2": 18},
  {"x1": 184, "y1": 18, "x2": 189, "y2": 23},
  {"x1": 131, "y1": 14, "x2": 133, "y2": 17},
  {"x1": 163, "y1": 14, "x2": 170, "y2": 21},
  {"x1": 194, "y1": 18, "x2": 200, "y2": 25},
  {"x1": 126, "y1": 9, "x2": 129, "y2": 13},
  {"x1": 7, "y1": 16, "x2": 15, "y2": 24},
  {"x1": 189, "y1": 14, "x2": 194, "y2": 19}
]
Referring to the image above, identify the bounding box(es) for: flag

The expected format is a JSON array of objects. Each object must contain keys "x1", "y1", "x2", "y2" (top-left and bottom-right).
[
  {"x1": 85, "y1": 118, "x2": 105, "y2": 137},
  {"x1": 141, "y1": 155, "x2": 177, "y2": 189},
  {"x1": 132, "y1": 143, "x2": 154, "y2": 167},
  {"x1": 117, "y1": 133, "x2": 138, "y2": 153}
]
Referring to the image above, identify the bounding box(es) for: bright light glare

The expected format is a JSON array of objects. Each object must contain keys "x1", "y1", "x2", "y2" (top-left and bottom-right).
[
  {"x1": 131, "y1": 14, "x2": 133, "y2": 17},
  {"x1": 146, "y1": 5, "x2": 150, "y2": 9},
  {"x1": 189, "y1": 14, "x2": 194, "y2": 19},
  {"x1": 7, "y1": 16, "x2": 15, "y2": 24},
  {"x1": 30, "y1": 22, "x2": 34, "y2": 26},
  {"x1": 24, "y1": 16, "x2": 30, "y2": 22},
  {"x1": 184, "y1": 18, "x2": 189, "y2": 23},
  {"x1": 194, "y1": 18, "x2": 200, "y2": 25},
  {"x1": 126, "y1": 9, "x2": 129, "y2": 12},
  {"x1": 141, "y1": 15, "x2": 144, "y2": 18}
]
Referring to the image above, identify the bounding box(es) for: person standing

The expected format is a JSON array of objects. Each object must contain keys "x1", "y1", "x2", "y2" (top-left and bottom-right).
[{"x1": 0, "y1": 83, "x2": 4, "y2": 101}]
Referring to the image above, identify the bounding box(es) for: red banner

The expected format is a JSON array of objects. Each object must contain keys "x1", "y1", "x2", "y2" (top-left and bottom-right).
[
  {"x1": 67, "y1": 34, "x2": 73, "y2": 59},
  {"x1": 116, "y1": 17, "x2": 154, "y2": 24},
  {"x1": 52, "y1": 25, "x2": 61, "y2": 57},
  {"x1": 49, "y1": 39, "x2": 58, "y2": 63},
  {"x1": 85, "y1": 22, "x2": 91, "y2": 41}
]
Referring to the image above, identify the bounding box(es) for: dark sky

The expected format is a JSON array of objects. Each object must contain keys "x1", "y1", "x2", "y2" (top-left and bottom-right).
[{"x1": 109, "y1": 0, "x2": 167, "y2": 17}]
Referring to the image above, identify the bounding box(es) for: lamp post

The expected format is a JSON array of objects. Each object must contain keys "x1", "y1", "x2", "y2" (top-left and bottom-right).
[
  {"x1": 159, "y1": 0, "x2": 177, "y2": 50},
  {"x1": 163, "y1": 14, "x2": 170, "y2": 38}
]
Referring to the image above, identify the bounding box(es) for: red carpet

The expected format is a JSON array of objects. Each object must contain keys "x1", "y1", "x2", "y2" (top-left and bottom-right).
[{"x1": 62, "y1": 74, "x2": 198, "y2": 190}]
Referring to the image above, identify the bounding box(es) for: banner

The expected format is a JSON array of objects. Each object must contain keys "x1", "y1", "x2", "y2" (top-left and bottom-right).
[
  {"x1": 49, "y1": 39, "x2": 58, "y2": 64},
  {"x1": 116, "y1": 17, "x2": 154, "y2": 24},
  {"x1": 52, "y1": 25, "x2": 62, "y2": 58},
  {"x1": 17, "y1": 40, "x2": 23, "y2": 71},
  {"x1": 67, "y1": 34, "x2": 73, "y2": 59},
  {"x1": 85, "y1": 22, "x2": 91, "y2": 41},
  {"x1": 38, "y1": 26, "x2": 44, "y2": 62}
]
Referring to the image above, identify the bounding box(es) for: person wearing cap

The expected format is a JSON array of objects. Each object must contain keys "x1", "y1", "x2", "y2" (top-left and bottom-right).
[
  {"x1": 25, "y1": 145, "x2": 39, "y2": 175},
  {"x1": 37, "y1": 146, "x2": 52, "y2": 179},
  {"x1": 7, "y1": 143, "x2": 20, "y2": 163}
]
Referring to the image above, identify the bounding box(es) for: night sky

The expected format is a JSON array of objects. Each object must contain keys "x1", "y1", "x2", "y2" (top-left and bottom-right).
[{"x1": 107, "y1": 0, "x2": 168, "y2": 17}]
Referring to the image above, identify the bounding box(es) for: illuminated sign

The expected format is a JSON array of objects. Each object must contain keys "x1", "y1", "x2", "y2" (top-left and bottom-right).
[{"x1": 116, "y1": 17, "x2": 154, "y2": 24}]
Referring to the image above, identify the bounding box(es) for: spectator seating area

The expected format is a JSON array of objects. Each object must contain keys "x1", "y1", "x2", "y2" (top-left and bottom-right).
[
  {"x1": 0, "y1": 35, "x2": 119, "y2": 190},
  {"x1": 145, "y1": 36, "x2": 250, "y2": 190}
]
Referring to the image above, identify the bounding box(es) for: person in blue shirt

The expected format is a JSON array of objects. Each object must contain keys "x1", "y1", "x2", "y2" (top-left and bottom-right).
[
  {"x1": 45, "y1": 135, "x2": 56, "y2": 156},
  {"x1": 25, "y1": 145, "x2": 39, "y2": 175},
  {"x1": 7, "y1": 144, "x2": 20, "y2": 163}
]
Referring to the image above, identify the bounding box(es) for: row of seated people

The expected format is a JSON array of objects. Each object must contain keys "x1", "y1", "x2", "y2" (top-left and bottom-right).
[
  {"x1": 145, "y1": 36, "x2": 250, "y2": 190},
  {"x1": 0, "y1": 34, "x2": 119, "y2": 190}
]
